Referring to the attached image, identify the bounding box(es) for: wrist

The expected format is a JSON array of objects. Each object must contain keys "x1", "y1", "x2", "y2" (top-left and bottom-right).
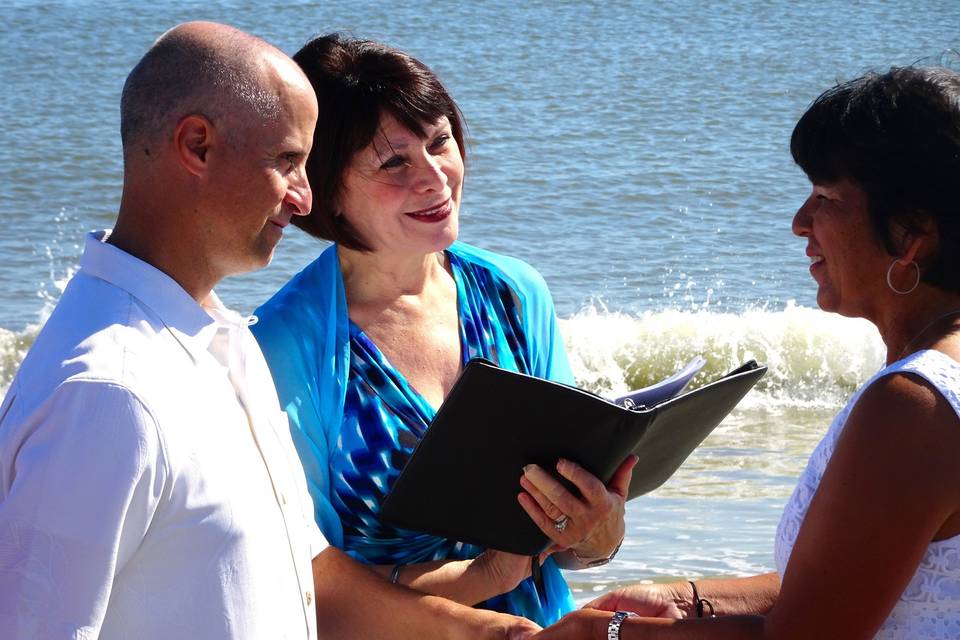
[
  {"x1": 438, "y1": 597, "x2": 489, "y2": 640},
  {"x1": 684, "y1": 580, "x2": 716, "y2": 618},
  {"x1": 472, "y1": 551, "x2": 526, "y2": 595},
  {"x1": 668, "y1": 581, "x2": 697, "y2": 619},
  {"x1": 606, "y1": 611, "x2": 638, "y2": 639},
  {"x1": 569, "y1": 535, "x2": 624, "y2": 568}
]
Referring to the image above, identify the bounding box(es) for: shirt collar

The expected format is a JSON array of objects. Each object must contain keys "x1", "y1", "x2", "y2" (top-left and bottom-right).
[{"x1": 79, "y1": 230, "x2": 252, "y2": 363}]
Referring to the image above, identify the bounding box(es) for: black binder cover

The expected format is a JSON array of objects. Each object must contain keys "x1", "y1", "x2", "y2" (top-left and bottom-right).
[{"x1": 380, "y1": 359, "x2": 766, "y2": 555}]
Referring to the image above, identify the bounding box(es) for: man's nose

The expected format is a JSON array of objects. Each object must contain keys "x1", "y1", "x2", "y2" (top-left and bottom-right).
[{"x1": 285, "y1": 171, "x2": 313, "y2": 216}]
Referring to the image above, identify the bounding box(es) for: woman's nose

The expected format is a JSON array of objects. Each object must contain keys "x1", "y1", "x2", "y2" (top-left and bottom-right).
[
  {"x1": 413, "y1": 156, "x2": 448, "y2": 193},
  {"x1": 792, "y1": 197, "x2": 813, "y2": 237}
]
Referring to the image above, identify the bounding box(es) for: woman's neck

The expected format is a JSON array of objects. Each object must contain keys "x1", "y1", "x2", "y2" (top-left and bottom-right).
[
  {"x1": 875, "y1": 290, "x2": 960, "y2": 364},
  {"x1": 338, "y1": 246, "x2": 451, "y2": 307}
]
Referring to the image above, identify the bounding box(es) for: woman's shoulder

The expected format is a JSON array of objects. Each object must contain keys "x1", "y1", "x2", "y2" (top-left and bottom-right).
[
  {"x1": 450, "y1": 241, "x2": 550, "y2": 296},
  {"x1": 870, "y1": 349, "x2": 960, "y2": 421},
  {"x1": 252, "y1": 245, "x2": 342, "y2": 353},
  {"x1": 255, "y1": 245, "x2": 339, "y2": 323},
  {"x1": 847, "y1": 350, "x2": 960, "y2": 460}
]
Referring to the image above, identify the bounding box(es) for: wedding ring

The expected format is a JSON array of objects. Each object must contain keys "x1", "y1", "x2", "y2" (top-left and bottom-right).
[{"x1": 554, "y1": 514, "x2": 570, "y2": 532}]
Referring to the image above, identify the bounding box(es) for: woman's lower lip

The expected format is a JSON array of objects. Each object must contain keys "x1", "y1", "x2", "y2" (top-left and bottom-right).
[{"x1": 405, "y1": 200, "x2": 452, "y2": 223}]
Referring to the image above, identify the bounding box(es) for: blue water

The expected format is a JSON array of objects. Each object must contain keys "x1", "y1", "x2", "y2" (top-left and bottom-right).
[{"x1": 1, "y1": 0, "x2": 956, "y2": 599}]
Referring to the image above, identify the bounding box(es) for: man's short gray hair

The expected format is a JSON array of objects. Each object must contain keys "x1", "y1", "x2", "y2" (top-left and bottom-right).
[{"x1": 120, "y1": 30, "x2": 281, "y2": 160}]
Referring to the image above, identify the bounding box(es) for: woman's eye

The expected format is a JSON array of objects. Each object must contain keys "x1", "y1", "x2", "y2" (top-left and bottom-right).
[
  {"x1": 431, "y1": 134, "x2": 451, "y2": 150},
  {"x1": 380, "y1": 155, "x2": 406, "y2": 170}
]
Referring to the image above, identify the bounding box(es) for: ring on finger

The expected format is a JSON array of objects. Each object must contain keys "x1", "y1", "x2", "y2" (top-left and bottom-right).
[{"x1": 554, "y1": 514, "x2": 570, "y2": 532}]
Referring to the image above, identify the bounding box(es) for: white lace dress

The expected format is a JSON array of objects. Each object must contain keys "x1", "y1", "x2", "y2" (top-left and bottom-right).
[{"x1": 775, "y1": 349, "x2": 960, "y2": 639}]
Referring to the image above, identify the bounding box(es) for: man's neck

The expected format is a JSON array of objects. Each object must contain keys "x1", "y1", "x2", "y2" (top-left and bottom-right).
[{"x1": 108, "y1": 214, "x2": 218, "y2": 304}]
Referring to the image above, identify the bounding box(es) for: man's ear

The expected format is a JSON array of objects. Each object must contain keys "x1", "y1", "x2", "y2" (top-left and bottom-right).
[{"x1": 173, "y1": 114, "x2": 217, "y2": 177}]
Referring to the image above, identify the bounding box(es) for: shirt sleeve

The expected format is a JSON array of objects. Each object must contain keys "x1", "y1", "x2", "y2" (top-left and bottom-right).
[{"x1": 0, "y1": 380, "x2": 167, "y2": 639}]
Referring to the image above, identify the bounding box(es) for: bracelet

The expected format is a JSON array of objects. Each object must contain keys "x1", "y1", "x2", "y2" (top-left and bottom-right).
[
  {"x1": 570, "y1": 536, "x2": 624, "y2": 568},
  {"x1": 389, "y1": 563, "x2": 403, "y2": 584},
  {"x1": 606, "y1": 611, "x2": 637, "y2": 640},
  {"x1": 688, "y1": 581, "x2": 715, "y2": 618}
]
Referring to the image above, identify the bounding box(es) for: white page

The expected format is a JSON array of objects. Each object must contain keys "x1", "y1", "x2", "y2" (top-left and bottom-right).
[{"x1": 610, "y1": 356, "x2": 706, "y2": 408}]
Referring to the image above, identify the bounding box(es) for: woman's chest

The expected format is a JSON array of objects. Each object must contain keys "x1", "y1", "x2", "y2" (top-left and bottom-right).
[{"x1": 359, "y1": 306, "x2": 463, "y2": 409}]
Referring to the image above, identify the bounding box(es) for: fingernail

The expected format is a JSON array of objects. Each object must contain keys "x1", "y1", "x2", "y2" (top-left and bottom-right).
[
  {"x1": 557, "y1": 458, "x2": 569, "y2": 471},
  {"x1": 523, "y1": 464, "x2": 535, "y2": 474}
]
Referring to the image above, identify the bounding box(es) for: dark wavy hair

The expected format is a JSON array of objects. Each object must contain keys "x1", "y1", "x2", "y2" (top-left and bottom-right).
[
  {"x1": 292, "y1": 34, "x2": 466, "y2": 251},
  {"x1": 790, "y1": 66, "x2": 960, "y2": 292}
]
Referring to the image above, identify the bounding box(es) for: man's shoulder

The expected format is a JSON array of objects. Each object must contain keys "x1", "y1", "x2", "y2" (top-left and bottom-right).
[{"x1": 14, "y1": 271, "x2": 175, "y2": 405}]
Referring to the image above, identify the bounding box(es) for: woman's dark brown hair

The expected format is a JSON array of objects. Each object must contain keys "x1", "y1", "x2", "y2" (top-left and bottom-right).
[{"x1": 292, "y1": 34, "x2": 466, "y2": 251}]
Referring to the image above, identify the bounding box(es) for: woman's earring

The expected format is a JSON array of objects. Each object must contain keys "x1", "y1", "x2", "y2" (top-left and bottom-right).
[{"x1": 886, "y1": 259, "x2": 920, "y2": 295}]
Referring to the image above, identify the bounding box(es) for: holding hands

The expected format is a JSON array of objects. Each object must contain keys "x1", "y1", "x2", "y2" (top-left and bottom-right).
[
  {"x1": 529, "y1": 584, "x2": 687, "y2": 640},
  {"x1": 585, "y1": 583, "x2": 688, "y2": 619},
  {"x1": 518, "y1": 455, "x2": 638, "y2": 566}
]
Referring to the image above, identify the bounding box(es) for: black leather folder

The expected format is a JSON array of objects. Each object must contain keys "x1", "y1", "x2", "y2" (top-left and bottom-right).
[{"x1": 380, "y1": 358, "x2": 766, "y2": 555}]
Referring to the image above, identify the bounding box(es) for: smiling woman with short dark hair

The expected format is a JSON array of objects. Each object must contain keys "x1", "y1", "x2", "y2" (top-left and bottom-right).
[
  {"x1": 251, "y1": 34, "x2": 636, "y2": 629},
  {"x1": 538, "y1": 66, "x2": 960, "y2": 640}
]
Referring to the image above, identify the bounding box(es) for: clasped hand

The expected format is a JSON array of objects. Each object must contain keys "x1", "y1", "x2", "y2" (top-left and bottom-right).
[
  {"x1": 518, "y1": 455, "x2": 638, "y2": 563},
  {"x1": 528, "y1": 584, "x2": 686, "y2": 639}
]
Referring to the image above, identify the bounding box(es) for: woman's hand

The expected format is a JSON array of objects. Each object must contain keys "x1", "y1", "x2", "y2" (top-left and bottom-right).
[
  {"x1": 531, "y1": 609, "x2": 611, "y2": 639},
  {"x1": 585, "y1": 583, "x2": 687, "y2": 619},
  {"x1": 459, "y1": 608, "x2": 542, "y2": 640},
  {"x1": 518, "y1": 455, "x2": 638, "y2": 562}
]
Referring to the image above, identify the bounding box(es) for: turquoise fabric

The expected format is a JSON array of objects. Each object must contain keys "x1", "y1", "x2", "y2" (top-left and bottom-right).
[{"x1": 252, "y1": 242, "x2": 575, "y2": 623}]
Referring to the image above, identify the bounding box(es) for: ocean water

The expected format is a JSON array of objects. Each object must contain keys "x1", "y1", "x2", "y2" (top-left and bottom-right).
[{"x1": 1, "y1": 0, "x2": 956, "y2": 602}]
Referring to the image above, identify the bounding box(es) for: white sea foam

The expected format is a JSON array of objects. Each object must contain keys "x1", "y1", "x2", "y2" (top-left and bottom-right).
[{"x1": 562, "y1": 301, "x2": 885, "y2": 408}]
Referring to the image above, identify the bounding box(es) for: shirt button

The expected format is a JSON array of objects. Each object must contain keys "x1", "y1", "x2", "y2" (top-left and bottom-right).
[{"x1": 305, "y1": 590, "x2": 313, "y2": 606}]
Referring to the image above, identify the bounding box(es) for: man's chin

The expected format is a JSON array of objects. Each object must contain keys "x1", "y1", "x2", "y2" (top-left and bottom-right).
[
  {"x1": 227, "y1": 247, "x2": 277, "y2": 278},
  {"x1": 255, "y1": 247, "x2": 277, "y2": 269}
]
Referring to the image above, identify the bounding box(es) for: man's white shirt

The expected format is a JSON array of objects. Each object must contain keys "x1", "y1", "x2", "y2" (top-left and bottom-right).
[{"x1": 0, "y1": 231, "x2": 327, "y2": 639}]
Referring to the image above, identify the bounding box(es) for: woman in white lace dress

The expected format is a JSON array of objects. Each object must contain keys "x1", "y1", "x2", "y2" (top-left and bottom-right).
[{"x1": 536, "y1": 67, "x2": 960, "y2": 640}]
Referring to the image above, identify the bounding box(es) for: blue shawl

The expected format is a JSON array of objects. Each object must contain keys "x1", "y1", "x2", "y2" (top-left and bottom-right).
[{"x1": 252, "y1": 241, "x2": 574, "y2": 548}]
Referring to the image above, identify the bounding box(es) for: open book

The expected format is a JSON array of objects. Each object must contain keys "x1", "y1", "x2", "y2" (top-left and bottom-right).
[{"x1": 380, "y1": 357, "x2": 765, "y2": 555}]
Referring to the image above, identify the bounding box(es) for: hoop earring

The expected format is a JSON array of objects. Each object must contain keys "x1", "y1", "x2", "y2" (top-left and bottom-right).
[{"x1": 886, "y1": 259, "x2": 920, "y2": 295}]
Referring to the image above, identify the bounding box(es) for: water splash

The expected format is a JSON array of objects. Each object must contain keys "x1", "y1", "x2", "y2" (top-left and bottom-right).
[
  {"x1": 0, "y1": 208, "x2": 80, "y2": 396},
  {"x1": 562, "y1": 301, "x2": 885, "y2": 408}
]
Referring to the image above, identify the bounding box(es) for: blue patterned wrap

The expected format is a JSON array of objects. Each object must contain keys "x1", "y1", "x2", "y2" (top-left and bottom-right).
[{"x1": 252, "y1": 242, "x2": 575, "y2": 624}]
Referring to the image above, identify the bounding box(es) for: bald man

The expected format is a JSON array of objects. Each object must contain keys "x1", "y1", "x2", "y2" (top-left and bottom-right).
[{"x1": 0, "y1": 22, "x2": 538, "y2": 640}]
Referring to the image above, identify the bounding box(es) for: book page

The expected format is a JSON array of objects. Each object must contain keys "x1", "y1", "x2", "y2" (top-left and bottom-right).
[{"x1": 610, "y1": 356, "x2": 706, "y2": 408}]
